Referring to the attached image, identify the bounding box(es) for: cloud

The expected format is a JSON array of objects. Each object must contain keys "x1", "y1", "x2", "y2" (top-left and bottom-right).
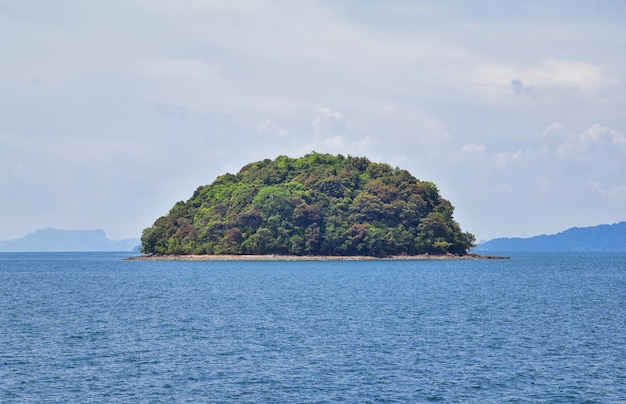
[
  {"x1": 453, "y1": 55, "x2": 619, "y2": 105},
  {"x1": 494, "y1": 150, "x2": 525, "y2": 169},
  {"x1": 442, "y1": 121, "x2": 626, "y2": 239},
  {"x1": 557, "y1": 124, "x2": 626, "y2": 162},
  {"x1": 453, "y1": 124, "x2": 625, "y2": 173},
  {"x1": 533, "y1": 60, "x2": 619, "y2": 90},
  {"x1": 461, "y1": 143, "x2": 486, "y2": 154},
  {"x1": 311, "y1": 107, "x2": 349, "y2": 136},
  {"x1": 448, "y1": 123, "x2": 625, "y2": 192},
  {"x1": 542, "y1": 121, "x2": 564, "y2": 137},
  {"x1": 455, "y1": 143, "x2": 525, "y2": 170},
  {"x1": 257, "y1": 120, "x2": 288, "y2": 136},
  {"x1": 510, "y1": 78, "x2": 536, "y2": 97}
]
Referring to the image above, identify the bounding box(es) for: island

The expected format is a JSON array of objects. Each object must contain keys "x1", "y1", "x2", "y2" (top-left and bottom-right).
[{"x1": 139, "y1": 153, "x2": 482, "y2": 259}]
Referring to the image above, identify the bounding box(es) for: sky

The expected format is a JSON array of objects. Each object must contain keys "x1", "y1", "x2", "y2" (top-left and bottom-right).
[{"x1": 1, "y1": 0, "x2": 625, "y2": 242}]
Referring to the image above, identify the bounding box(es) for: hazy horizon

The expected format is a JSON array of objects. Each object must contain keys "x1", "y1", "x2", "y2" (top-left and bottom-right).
[
  {"x1": 2, "y1": 1, "x2": 625, "y2": 241},
  {"x1": 3, "y1": 218, "x2": 624, "y2": 246},
  {"x1": 0, "y1": 227, "x2": 140, "y2": 242}
]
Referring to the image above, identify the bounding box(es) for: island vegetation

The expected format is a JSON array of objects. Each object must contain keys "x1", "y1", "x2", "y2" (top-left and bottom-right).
[{"x1": 141, "y1": 153, "x2": 476, "y2": 257}]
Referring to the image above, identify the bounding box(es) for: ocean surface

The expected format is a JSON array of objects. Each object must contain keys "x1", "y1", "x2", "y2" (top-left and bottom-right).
[{"x1": 1, "y1": 252, "x2": 624, "y2": 403}]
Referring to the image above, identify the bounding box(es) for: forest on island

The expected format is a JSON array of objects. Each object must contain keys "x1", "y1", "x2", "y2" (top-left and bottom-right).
[{"x1": 141, "y1": 153, "x2": 475, "y2": 257}]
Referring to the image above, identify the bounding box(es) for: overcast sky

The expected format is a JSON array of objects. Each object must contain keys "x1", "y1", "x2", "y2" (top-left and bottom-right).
[{"x1": 1, "y1": 1, "x2": 625, "y2": 242}]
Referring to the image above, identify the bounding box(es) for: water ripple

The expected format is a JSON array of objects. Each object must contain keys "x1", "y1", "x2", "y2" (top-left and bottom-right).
[{"x1": 1, "y1": 252, "x2": 625, "y2": 402}]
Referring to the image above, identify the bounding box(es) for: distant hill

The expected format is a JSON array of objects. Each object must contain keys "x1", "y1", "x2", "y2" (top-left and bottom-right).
[
  {"x1": 0, "y1": 228, "x2": 141, "y2": 252},
  {"x1": 474, "y1": 222, "x2": 626, "y2": 252}
]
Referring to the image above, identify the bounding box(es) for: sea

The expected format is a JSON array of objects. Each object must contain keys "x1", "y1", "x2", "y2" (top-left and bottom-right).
[{"x1": 1, "y1": 252, "x2": 624, "y2": 403}]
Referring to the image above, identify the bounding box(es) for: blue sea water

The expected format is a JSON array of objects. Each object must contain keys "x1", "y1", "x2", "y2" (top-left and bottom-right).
[{"x1": 1, "y1": 252, "x2": 624, "y2": 403}]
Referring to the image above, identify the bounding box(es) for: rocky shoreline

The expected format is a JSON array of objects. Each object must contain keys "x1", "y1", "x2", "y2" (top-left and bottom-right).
[{"x1": 125, "y1": 253, "x2": 509, "y2": 261}]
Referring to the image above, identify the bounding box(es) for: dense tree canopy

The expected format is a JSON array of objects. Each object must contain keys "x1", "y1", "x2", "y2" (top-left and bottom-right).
[{"x1": 141, "y1": 153, "x2": 475, "y2": 256}]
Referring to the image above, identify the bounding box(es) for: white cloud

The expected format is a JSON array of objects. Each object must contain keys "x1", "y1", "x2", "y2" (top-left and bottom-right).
[
  {"x1": 442, "y1": 120, "x2": 626, "y2": 238},
  {"x1": 557, "y1": 124, "x2": 626, "y2": 162},
  {"x1": 257, "y1": 120, "x2": 288, "y2": 136},
  {"x1": 542, "y1": 121, "x2": 564, "y2": 137},
  {"x1": 531, "y1": 60, "x2": 619, "y2": 90},
  {"x1": 445, "y1": 55, "x2": 620, "y2": 105},
  {"x1": 453, "y1": 144, "x2": 526, "y2": 171},
  {"x1": 461, "y1": 143, "x2": 486, "y2": 154},
  {"x1": 311, "y1": 107, "x2": 349, "y2": 137},
  {"x1": 493, "y1": 150, "x2": 525, "y2": 169}
]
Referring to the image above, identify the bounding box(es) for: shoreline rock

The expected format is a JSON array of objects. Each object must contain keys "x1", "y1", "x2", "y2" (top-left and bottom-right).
[{"x1": 125, "y1": 253, "x2": 509, "y2": 261}]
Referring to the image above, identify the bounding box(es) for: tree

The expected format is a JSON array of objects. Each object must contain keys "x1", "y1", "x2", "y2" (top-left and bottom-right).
[{"x1": 140, "y1": 153, "x2": 475, "y2": 256}]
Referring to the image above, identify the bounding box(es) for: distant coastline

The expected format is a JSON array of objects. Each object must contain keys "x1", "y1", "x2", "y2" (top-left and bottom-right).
[
  {"x1": 126, "y1": 253, "x2": 509, "y2": 261},
  {"x1": 474, "y1": 221, "x2": 626, "y2": 252},
  {"x1": 0, "y1": 228, "x2": 140, "y2": 252}
]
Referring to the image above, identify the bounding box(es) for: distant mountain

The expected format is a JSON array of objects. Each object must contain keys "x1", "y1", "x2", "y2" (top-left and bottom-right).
[
  {"x1": 0, "y1": 228, "x2": 141, "y2": 252},
  {"x1": 474, "y1": 222, "x2": 626, "y2": 252}
]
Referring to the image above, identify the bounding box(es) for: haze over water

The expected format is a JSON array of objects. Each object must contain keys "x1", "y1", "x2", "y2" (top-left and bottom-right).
[{"x1": 1, "y1": 252, "x2": 624, "y2": 402}]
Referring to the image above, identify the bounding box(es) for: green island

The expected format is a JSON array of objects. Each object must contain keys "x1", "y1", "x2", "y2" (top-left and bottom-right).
[{"x1": 140, "y1": 153, "x2": 477, "y2": 258}]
